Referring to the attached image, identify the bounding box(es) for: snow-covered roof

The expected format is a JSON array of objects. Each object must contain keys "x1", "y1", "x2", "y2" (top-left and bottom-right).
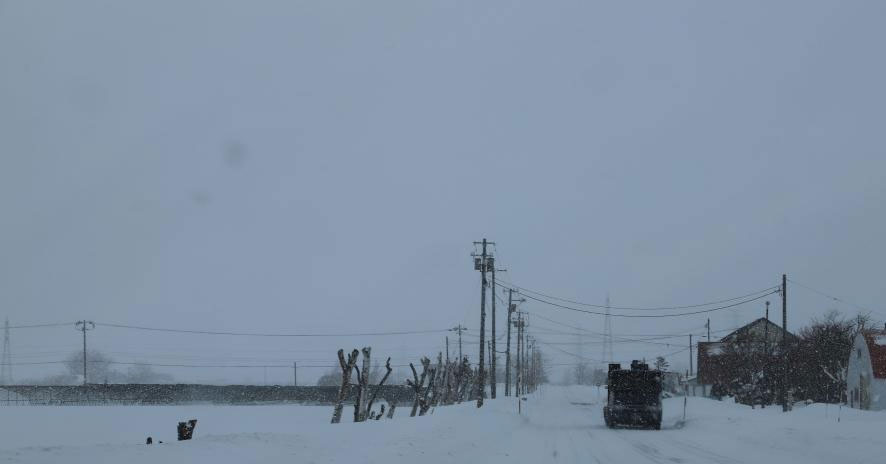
[{"x1": 720, "y1": 317, "x2": 795, "y2": 344}]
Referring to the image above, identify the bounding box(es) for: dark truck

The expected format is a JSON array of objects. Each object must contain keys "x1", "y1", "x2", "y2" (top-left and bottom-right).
[{"x1": 603, "y1": 360, "x2": 662, "y2": 429}]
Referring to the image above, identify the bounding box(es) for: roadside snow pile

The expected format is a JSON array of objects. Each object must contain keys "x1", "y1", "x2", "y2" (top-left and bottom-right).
[{"x1": 1, "y1": 386, "x2": 884, "y2": 464}]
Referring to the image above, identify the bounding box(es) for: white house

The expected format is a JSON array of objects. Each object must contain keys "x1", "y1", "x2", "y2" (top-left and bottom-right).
[{"x1": 846, "y1": 330, "x2": 886, "y2": 410}]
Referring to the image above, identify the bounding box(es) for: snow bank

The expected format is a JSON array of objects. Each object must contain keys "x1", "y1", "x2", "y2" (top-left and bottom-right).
[{"x1": 1, "y1": 387, "x2": 884, "y2": 463}]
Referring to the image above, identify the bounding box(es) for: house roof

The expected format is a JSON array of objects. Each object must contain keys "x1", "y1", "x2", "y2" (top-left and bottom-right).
[
  {"x1": 720, "y1": 317, "x2": 796, "y2": 343},
  {"x1": 861, "y1": 331, "x2": 886, "y2": 379}
]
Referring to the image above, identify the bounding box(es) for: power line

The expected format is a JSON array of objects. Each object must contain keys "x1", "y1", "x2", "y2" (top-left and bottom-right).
[
  {"x1": 530, "y1": 322, "x2": 735, "y2": 342},
  {"x1": 536, "y1": 340, "x2": 604, "y2": 363},
  {"x1": 498, "y1": 278, "x2": 778, "y2": 311},
  {"x1": 7, "y1": 322, "x2": 75, "y2": 329},
  {"x1": 520, "y1": 289, "x2": 778, "y2": 318},
  {"x1": 527, "y1": 312, "x2": 711, "y2": 338},
  {"x1": 94, "y1": 322, "x2": 449, "y2": 337},
  {"x1": 787, "y1": 278, "x2": 881, "y2": 315}
]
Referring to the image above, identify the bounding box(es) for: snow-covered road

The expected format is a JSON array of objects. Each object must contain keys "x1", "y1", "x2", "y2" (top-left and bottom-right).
[{"x1": 1, "y1": 385, "x2": 882, "y2": 463}]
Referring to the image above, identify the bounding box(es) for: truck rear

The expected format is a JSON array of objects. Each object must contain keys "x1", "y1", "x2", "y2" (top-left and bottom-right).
[{"x1": 603, "y1": 360, "x2": 662, "y2": 429}]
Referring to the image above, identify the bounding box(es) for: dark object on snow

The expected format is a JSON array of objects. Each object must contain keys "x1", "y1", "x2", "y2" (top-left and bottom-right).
[
  {"x1": 146, "y1": 436, "x2": 152, "y2": 445},
  {"x1": 603, "y1": 361, "x2": 662, "y2": 430},
  {"x1": 177, "y1": 419, "x2": 198, "y2": 441}
]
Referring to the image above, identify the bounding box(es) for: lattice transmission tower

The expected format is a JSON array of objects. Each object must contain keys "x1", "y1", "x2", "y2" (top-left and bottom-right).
[
  {"x1": 601, "y1": 294, "x2": 614, "y2": 364},
  {"x1": 1, "y1": 318, "x2": 12, "y2": 385}
]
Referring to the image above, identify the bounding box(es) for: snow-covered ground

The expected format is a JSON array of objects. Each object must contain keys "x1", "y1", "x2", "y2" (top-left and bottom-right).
[{"x1": 1, "y1": 385, "x2": 883, "y2": 463}]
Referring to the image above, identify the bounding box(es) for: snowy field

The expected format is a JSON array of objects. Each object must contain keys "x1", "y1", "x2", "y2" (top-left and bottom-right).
[{"x1": 1, "y1": 385, "x2": 883, "y2": 463}]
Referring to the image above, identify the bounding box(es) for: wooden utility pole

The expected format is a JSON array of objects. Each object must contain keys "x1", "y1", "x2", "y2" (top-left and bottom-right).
[
  {"x1": 490, "y1": 265, "x2": 497, "y2": 398},
  {"x1": 446, "y1": 336, "x2": 450, "y2": 363},
  {"x1": 74, "y1": 321, "x2": 95, "y2": 385},
  {"x1": 490, "y1": 265, "x2": 506, "y2": 399},
  {"x1": 450, "y1": 325, "x2": 466, "y2": 362},
  {"x1": 515, "y1": 313, "x2": 522, "y2": 395},
  {"x1": 505, "y1": 289, "x2": 514, "y2": 396},
  {"x1": 764, "y1": 300, "x2": 770, "y2": 346},
  {"x1": 782, "y1": 273, "x2": 788, "y2": 412},
  {"x1": 293, "y1": 361, "x2": 297, "y2": 386},
  {"x1": 689, "y1": 334, "x2": 693, "y2": 377},
  {"x1": 706, "y1": 318, "x2": 711, "y2": 342},
  {"x1": 472, "y1": 239, "x2": 493, "y2": 407},
  {"x1": 522, "y1": 320, "x2": 530, "y2": 394}
]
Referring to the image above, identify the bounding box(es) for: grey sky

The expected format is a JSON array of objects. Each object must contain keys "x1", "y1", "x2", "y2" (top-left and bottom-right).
[{"x1": 2, "y1": 0, "x2": 885, "y2": 383}]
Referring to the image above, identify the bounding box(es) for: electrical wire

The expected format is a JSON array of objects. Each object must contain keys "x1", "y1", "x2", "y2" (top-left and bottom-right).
[
  {"x1": 527, "y1": 312, "x2": 711, "y2": 338},
  {"x1": 6, "y1": 322, "x2": 76, "y2": 329},
  {"x1": 520, "y1": 290, "x2": 778, "y2": 318},
  {"x1": 94, "y1": 322, "x2": 450, "y2": 337},
  {"x1": 498, "y1": 278, "x2": 779, "y2": 311},
  {"x1": 787, "y1": 278, "x2": 880, "y2": 315}
]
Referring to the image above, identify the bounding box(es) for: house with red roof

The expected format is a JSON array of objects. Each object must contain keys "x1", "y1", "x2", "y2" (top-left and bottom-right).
[{"x1": 847, "y1": 329, "x2": 886, "y2": 410}]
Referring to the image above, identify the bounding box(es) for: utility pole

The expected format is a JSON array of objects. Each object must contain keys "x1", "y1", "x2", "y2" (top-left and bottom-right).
[
  {"x1": 518, "y1": 315, "x2": 529, "y2": 395},
  {"x1": 446, "y1": 336, "x2": 450, "y2": 364},
  {"x1": 514, "y1": 312, "x2": 523, "y2": 397},
  {"x1": 1, "y1": 318, "x2": 12, "y2": 385},
  {"x1": 782, "y1": 274, "x2": 788, "y2": 412},
  {"x1": 488, "y1": 340, "x2": 493, "y2": 376},
  {"x1": 294, "y1": 361, "x2": 297, "y2": 386},
  {"x1": 689, "y1": 334, "x2": 693, "y2": 377},
  {"x1": 450, "y1": 325, "x2": 466, "y2": 361},
  {"x1": 764, "y1": 300, "x2": 770, "y2": 348},
  {"x1": 490, "y1": 264, "x2": 503, "y2": 399},
  {"x1": 706, "y1": 318, "x2": 711, "y2": 342},
  {"x1": 472, "y1": 239, "x2": 493, "y2": 407},
  {"x1": 75, "y1": 321, "x2": 95, "y2": 385},
  {"x1": 524, "y1": 323, "x2": 531, "y2": 394},
  {"x1": 505, "y1": 289, "x2": 522, "y2": 397}
]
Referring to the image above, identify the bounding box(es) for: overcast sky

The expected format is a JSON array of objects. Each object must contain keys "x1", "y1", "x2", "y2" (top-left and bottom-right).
[{"x1": 2, "y1": 0, "x2": 885, "y2": 384}]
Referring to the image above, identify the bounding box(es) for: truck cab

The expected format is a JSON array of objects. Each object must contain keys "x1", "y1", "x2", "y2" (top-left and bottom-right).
[{"x1": 603, "y1": 360, "x2": 663, "y2": 429}]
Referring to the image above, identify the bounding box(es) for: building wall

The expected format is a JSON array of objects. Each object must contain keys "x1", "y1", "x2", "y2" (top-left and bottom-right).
[{"x1": 847, "y1": 333, "x2": 886, "y2": 410}]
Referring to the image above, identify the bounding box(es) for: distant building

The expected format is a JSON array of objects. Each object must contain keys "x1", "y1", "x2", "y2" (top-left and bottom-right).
[
  {"x1": 846, "y1": 329, "x2": 886, "y2": 410},
  {"x1": 696, "y1": 318, "x2": 795, "y2": 397}
]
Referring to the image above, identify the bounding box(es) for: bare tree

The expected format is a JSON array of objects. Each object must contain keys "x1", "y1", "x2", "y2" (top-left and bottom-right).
[
  {"x1": 353, "y1": 347, "x2": 372, "y2": 422},
  {"x1": 429, "y1": 353, "x2": 444, "y2": 408},
  {"x1": 365, "y1": 357, "x2": 393, "y2": 419},
  {"x1": 331, "y1": 349, "x2": 358, "y2": 424},
  {"x1": 386, "y1": 399, "x2": 396, "y2": 419},
  {"x1": 419, "y1": 361, "x2": 437, "y2": 416},
  {"x1": 454, "y1": 357, "x2": 472, "y2": 403},
  {"x1": 407, "y1": 357, "x2": 430, "y2": 417}
]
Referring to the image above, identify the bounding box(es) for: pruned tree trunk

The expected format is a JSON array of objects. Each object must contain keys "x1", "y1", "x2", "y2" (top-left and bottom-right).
[
  {"x1": 455, "y1": 357, "x2": 471, "y2": 403},
  {"x1": 366, "y1": 357, "x2": 393, "y2": 418},
  {"x1": 442, "y1": 359, "x2": 457, "y2": 405},
  {"x1": 386, "y1": 399, "x2": 396, "y2": 419},
  {"x1": 429, "y1": 352, "x2": 444, "y2": 408},
  {"x1": 419, "y1": 364, "x2": 436, "y2": 416},
  {"x1": 407, "y1": 357, "x2": 430, "y2": 417},
  {"x1": 354, "y1": 347, "x2": 372, "y2": 422},
  {"x1": 331, "y1": 349, "x2": 358, "y2": 424}
]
